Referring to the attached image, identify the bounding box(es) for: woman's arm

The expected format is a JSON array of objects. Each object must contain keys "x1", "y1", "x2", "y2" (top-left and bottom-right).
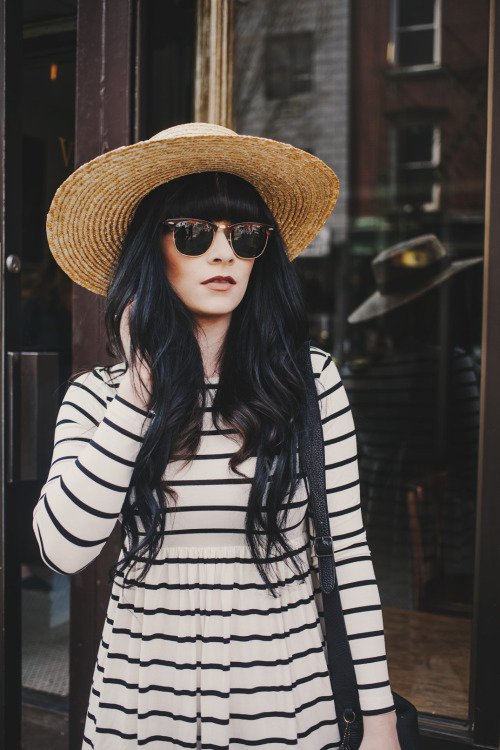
[
  {"x1": 307, "y1": 346, "x2": 397, "y2": 718},
  {"x1": 32, "y1": 367, "x2": 154, "y2": 575}
]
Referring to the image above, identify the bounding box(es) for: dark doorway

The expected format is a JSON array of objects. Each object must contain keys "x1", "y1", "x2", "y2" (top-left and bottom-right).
[{"x1": 20, "y1": 2, "x2": 76, "y2": 748}]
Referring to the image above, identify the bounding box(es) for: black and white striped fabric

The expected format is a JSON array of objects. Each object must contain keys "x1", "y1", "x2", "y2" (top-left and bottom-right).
[{"x1": 33, "y1": 344, "x2": 395, "y2": 749}]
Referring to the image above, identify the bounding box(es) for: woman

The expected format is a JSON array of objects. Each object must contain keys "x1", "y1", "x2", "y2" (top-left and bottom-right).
[{"x1": 33, "y1": 123, "x2": 400, "y2": 749}]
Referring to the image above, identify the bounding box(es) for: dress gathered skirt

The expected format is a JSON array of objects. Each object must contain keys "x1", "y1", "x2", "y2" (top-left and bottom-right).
[{"x1": 32, "y1": 344, "x2": 396, "y2": 749}]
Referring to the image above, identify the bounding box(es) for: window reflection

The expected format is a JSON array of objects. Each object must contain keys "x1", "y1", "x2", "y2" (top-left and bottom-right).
[
  {"x1": 394, "y1": 0, "x2": 440, "y2": 68},
  {"x1": 342, "y1": 234, "x2": 481, "y2": 618},
  {"x1": 393, "y1": 123, "x2": 441, "y2": 210},
  {"x1": 234, "y1": 0, "x2": 488, "y2": 720},
  {"x1": 264, "y1": 32, "x2": 314, "y2": 99}
]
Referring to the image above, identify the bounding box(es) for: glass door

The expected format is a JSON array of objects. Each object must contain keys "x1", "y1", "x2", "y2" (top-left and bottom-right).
[
  {"x1": 20, "y1": 3, "x2": 76, "y2": 745},
  {"x1": 232, "y1": 0, "x2": 489, "y2": 743},
  {"x1": 1, "y1": 2, "x2": 77, "y2": 747}
]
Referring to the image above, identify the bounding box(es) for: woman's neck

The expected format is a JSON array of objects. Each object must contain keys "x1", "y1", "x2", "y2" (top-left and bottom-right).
[{"x1": 195, "y1": 315, "x2": 229, "y2": 378}]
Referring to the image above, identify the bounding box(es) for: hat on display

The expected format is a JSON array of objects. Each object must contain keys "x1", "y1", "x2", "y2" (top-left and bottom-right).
[
  {"x1": 46, "y1": 121, "x2": 340, "y2": 296},
  {"x1": 347, "y1": 234, "x2": 483, "y2": 324}
]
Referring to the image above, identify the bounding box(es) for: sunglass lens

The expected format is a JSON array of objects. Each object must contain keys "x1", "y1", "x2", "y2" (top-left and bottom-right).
[
  {"x1": 174, "y1": 221, "x2": 214, "y2": 256},
  {"x1": 232, "y1": 224, "x2": 268, "y2": 258}
]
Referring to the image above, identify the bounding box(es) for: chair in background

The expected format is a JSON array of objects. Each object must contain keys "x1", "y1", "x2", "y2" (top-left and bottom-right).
[{"x1": 405, "y1": 470, "x2": 473, "y2": 617}]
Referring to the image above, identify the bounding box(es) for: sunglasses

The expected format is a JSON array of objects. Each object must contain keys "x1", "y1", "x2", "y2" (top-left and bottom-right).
[{"x1": 161, "y1": 217, "x2": 275, "y2": 259}]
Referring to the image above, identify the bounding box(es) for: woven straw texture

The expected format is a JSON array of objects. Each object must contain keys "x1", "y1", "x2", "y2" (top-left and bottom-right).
[{"x1": 46, "y1": 122, "x2": 340, "y2": 296}]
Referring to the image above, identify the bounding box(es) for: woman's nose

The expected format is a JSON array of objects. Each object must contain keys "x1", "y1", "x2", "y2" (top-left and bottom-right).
[{"x1": 210, "y1": 225, "x2": 234, "y2": 258}]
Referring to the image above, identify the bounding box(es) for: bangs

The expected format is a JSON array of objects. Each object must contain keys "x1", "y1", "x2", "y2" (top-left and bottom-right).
[{"x1": 159, "y1": 171, "x2": 273, "y2": 225}]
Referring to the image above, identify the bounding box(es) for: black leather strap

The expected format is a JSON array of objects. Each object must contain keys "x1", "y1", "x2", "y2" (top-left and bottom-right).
[{"x1": 297, "y1": 339, "x2": 363, "y2": 747}]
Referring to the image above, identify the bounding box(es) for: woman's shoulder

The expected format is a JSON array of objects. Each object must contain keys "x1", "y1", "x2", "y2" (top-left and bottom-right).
[
  {"x1": 307, "y1": 343, "x2": 344, "y2": 401},
  {"x1": 65, "y1": 360, "x2": 127, "y2": 405},
  {"x1": 308, "y1": 343, "x2": 337, "y2": 376},
  {"x1": 95, "y1": 360, "x2": 128, "y2": 390}
]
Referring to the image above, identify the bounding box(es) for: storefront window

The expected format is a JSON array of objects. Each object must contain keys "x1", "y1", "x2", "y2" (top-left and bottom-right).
[{"x1": 234, "y1": 0, "x2": 487, "y2": 721}]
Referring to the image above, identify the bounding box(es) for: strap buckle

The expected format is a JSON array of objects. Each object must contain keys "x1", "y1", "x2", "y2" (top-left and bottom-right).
[{"x1": 313, "y1": 535, "x2": 333, "y2": 557}]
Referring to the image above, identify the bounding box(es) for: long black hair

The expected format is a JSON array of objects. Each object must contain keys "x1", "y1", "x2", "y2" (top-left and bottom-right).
[{"x1": 99, "y1": 171, "x2": 311, "y2": 598}]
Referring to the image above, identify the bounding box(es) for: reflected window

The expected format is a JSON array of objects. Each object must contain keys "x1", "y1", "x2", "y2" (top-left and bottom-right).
[
  {"x1": 264, "y1": 31, "x2": 314, "y2": 99},
  {"x1": 392, "y1": 122, "x2": 441, "y2": 210},
  {"x1": 393, "y1": 0, "x2": 441, "y2": 68}
]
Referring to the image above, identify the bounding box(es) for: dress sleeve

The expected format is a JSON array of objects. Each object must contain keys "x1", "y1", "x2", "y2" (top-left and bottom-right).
[
  {"x1": 306, "y1": 347, "x2": 396, "y2": 716},
  {"x1": 32, "y1": 367, "x2": 154, "y2": 576}
]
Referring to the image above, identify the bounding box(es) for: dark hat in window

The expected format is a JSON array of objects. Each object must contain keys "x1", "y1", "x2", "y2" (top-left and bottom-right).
[{"x1": 347, "y1": 234, "x2": 483, "y2": 324}]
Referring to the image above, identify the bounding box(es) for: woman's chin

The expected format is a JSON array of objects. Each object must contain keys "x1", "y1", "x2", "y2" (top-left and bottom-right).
[{"x1": 190, "y1": 303, "x2": 237, "y2": 318}]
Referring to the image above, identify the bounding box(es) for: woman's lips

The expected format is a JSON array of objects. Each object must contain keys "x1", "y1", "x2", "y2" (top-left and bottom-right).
[{"x1": 202, "y1": 280, "x2": 235, "y2": 290}]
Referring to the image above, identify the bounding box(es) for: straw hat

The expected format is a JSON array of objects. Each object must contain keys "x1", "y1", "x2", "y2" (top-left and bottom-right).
[
  {"x1": 46, "y1": 121, "x2": 340, "y2": 296},
  {"x1": 347, "y1": 234, "x2": 483, "y2": 324}
]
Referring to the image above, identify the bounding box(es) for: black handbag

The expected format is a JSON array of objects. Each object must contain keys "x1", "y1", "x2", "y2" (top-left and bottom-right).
[{"x1": 297, "y1": 340, "x2": 420, "y2": 750}]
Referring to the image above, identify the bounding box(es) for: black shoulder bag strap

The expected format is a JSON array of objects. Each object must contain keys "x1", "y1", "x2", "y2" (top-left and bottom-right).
[
  {"x1": 297, "y1": 339, "x2": 362, "y2": 749},
  {"x1": 296, "y1": 339, "x2": 420, "y2": 750}
]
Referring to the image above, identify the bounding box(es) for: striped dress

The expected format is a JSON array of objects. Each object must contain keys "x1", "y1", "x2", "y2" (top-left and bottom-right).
[{"x1": 33, "y1": 344, "x2": 396, "y2": 749}]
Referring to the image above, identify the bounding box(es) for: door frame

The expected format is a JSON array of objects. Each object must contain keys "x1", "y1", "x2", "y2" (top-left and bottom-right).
[
  {"x1": 0, "y1": 1, "x2": 23, "y2": 748},
  {"x1": 69, "y1": 1, "x2": 136, "y2": 747},
  {"x1": 468, "y1": 0, "x2": 500, "y2": 746}
]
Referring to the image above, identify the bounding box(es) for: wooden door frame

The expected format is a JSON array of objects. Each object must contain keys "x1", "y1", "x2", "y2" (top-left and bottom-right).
[
  {"x1": 469, "y1": 0, "x2": 500, "y2": 746},
  {"x1": 194, "y1": 0, "x2": 234, "y2": 126},
  {"x1": 70, "y1": 2, "x2": 135, "y2": 746}
]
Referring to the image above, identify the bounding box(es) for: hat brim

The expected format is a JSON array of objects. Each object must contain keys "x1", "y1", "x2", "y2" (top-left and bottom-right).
[
  {"x1": 46, "y1": 133, "x2": 340, "y2": 296},
  {"x1": 347, "y1": 257, "x2": 484, "y2": 324}
]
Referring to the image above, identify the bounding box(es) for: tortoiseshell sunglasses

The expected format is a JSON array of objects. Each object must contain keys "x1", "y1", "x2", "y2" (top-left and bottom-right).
[{"x1": 161, "y1": 218, "x2": 274, "y2": 259}]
